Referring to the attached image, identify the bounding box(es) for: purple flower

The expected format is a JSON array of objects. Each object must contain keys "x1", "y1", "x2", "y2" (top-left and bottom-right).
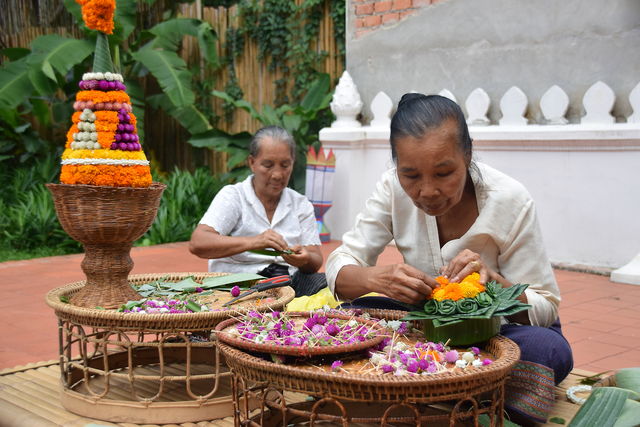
[
  {"x1": 444, "y1": 350, "x2": 459, "y2": 363},
  {"x1": 304, "y1": 318, "x2": 317, "y2": 329},
  {"x1": 470, "y1": 346, "x2": 480, "y2": 356},
  {"x1": 399, "y1": 353, "x2": 409, "y2": 364},
  {"x1": 272, "y1": 311, "x2": 281, "y2": 319},
  {"x1": 325, "y1": 323, "x2": 340, "y2": 336},
  {"x1": 427, "y1": 362, "x2": 438, "y2": 373},
  {"x1": 231, "y1": 286, "x2": 241, "y2": 297},
  {"x1": 195, "y1": 287, "x2": 203, "y2": 293},
  {"x1": 311, "y1": 324, "x2": 324, "y2": 335},
  {"x1": 381, "y1": 364, "x2": 394, "y2": 373},
  {"x1": 418, "y1": 358, "x2": 429, "y2": 371},
  {"x1": 435, "y1": 343, "x2": 445, "y2": 352},
  {"x1": 482, "y1": 358, "x2": 492, "y2": 365},
  {"x1": 406, "y1": 360, "x2": 419, "y2": 373},
  {"x1": 331, "y1": 360, "x2": 344, "y2": 371}
]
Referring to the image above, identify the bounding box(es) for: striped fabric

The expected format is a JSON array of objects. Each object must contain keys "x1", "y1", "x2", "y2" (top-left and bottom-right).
[{"x1": 505, "y1": 361, "x2": 556, "y2": 423}]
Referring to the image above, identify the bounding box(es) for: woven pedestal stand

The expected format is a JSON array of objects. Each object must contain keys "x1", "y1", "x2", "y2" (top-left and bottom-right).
[
  {"x1": 46, "y1": 183, "x2": 165, "y2": 309},
  {"x1": 45, "y1": 273, "x2": 295, "y2": 424}
]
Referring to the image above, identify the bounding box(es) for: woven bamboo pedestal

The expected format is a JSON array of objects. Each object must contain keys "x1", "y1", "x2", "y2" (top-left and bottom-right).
[
  {"x1": 220, "y1": 335, "x2": 520, "y2": 427},
  {"x1": 46, "y1": 183, "x2": 166, "y2": 309},
  {"x1": 45, "y1": 273, "x2": 295, "y2": 424}
]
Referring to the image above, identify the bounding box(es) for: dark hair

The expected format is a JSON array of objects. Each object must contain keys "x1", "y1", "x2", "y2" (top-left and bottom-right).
[
  {"x1": 249, "y1": 125, "x2": 296, "y2": 161},
  {"x1": 390, "y1": 93, "x2": 472, "y2": 163}
]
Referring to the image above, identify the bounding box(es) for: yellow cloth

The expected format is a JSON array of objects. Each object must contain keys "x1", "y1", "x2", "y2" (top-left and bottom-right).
[{"x1": 285, "y1": 289, "x2": 383, "y2": 312}]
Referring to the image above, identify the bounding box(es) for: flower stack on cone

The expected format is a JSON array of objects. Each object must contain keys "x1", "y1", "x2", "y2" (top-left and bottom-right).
[{"x1": 61, "y1": 72, "x2": 151, "y2": 187}]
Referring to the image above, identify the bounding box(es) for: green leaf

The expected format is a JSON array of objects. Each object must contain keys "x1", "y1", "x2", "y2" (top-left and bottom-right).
[
  {"x1": 401, "y1": 311, "x2": 431, "y2": 321},
  {"x1": 150, "y1": 18, "x2": 218, "y2": 66},
  {"x1": 93, "y1": 33, "x2": 114, "y2": 73},
  {"x1": 615, "y1": 399, "x2": 640, "y2": 427},
  {"x1": 115, "y1": 0, "x2": 138, "y2": 40},
  {"x1": 148, "y1": 94, "x2": 211, "y2": 134},
  {"x1": 167, "y1": 276, "x2": 201, "y2": 291},
  {"x1": 201, "y1": 273, "x2": 264, "y2": 289},
  {"x1": 60, "y1": 295, "x2": 70, "y2": 303},
  {"x1": 615, "y1": 368, "x2": 640, "y2": 395},
  {"x1": 282, "y1": 114, "x2": 302, "y2": 133},
  {"x1": 300, "y1": 73, "x2": 330, "y2": 111},
  {"x1": 28, "y1": 35, "x2": 93, "y2": 78},
  {"x1": 0, "y1": 59, "x2": 32, "y2": 109},
  {"x1": 63, "y1": 0, "x2": 82, "y2": 22},
  {"x1": 549, "y1": 417, "x2": 566, "y2": 424},
  {"x1": 249, "y1": 248, "x2": 293, "y2": 256},
  {"x1": 186, "y1": 300, "x2": 202, "y2": 312},
  {"x1": 188, "y1": 129, "x2": 252, "y2": 150},
  {"x1": 1, "y1": 48, "x2": 31, "y2": 61},
  {"x1": 132, "y1": 43, "x2": 195, "y2": 107}
]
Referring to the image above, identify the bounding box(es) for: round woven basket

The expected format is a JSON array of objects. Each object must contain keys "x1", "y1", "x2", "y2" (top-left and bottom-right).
[
  {"x1": 46, "y1": 272, "x2": 296, "y2": 331},
  {"x1": 46, "y1": 183, "x2": 166, "y2": 308},
  {"x1": 219, "y1": 335, "x2": 521, "y2": 402}
]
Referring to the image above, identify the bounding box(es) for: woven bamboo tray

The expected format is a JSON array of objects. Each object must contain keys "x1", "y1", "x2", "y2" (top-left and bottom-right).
[
  {"x1": 219, "y1": 335, "x2": 520, "y2": 403},
  {"x1": 46, "y1": 272, "x2": 295, "y2": 330}
]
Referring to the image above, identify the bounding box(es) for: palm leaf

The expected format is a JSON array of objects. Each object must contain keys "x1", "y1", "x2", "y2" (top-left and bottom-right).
[
  {"x1": 132, "y1": 43, "x2": 195, "y2": 108},
  {"x1": 0, "y1": 59, "x2": 32, "y2": 109}
]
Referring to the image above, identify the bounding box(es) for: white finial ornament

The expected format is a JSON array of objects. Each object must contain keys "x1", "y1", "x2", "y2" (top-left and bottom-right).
[
  {"x1": 540, "y1": 85, "x2": 569, "y2": 125},
  {"x1": 369, "y1": 91, "x2": 393, "y2": 127},
  {"x1": 330, "y1": 71, "x2": 363, "y2": 128},
  {"x1": 499, "y1": 86, "x2": 528, "y2": 126},
  {"x1": 581, "y1": 81, "x2": 615, "y2": 124},
  {"x1": 465, "y1": 88, "x2": 491, "y2": 126}
]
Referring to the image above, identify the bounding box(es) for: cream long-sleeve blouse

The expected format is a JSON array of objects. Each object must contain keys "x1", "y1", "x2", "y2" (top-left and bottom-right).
[{"x1": 325, "y1": 162, "x2": 560, "y2": 327}]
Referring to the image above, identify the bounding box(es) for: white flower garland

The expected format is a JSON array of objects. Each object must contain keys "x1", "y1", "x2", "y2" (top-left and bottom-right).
[
  {"x1": 61, "y1": 158, "x2": 150, "y2": 166},
  {"x1": 81, "y1": 72, "x2": 124, "y2": 82},
  {"x1": 566, "y1": 385, "x2": 592, "y2": 405}
]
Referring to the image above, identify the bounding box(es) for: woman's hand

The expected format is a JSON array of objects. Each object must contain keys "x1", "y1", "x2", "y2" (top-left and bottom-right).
[
  {"x1": 440, "y1": 249, "x2": 498, "y2": 284},
  {"x1": 337, "y1": 263, "x2": 438, "y2": 305},
  {"x1": 282, "y1": 245, "x2": 310, "y2": 268},
  {"x1": 253, "y1": 229, "x2": 289, "y2": 252}
]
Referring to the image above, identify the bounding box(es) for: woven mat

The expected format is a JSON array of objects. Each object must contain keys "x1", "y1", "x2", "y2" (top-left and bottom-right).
[{"x1": 0, "y1": 361, "x2": 590, "y2": 426}]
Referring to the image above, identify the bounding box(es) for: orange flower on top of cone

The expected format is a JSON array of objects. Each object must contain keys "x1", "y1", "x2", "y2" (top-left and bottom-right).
[
  {"x1": 76, "y1": 0, "x2": 115, "y2": 35},
  {"x1": 430, "y1": 273, "x2": 485, "y2": 302}
]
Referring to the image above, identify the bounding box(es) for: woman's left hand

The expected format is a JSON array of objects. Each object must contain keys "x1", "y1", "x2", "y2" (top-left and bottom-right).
[
  {"x1": 440, "y1": 249, "x2": 497, "y2": 284},
  {"x1": 281, "y1": 245, "x2": 311, "y2": 269}
]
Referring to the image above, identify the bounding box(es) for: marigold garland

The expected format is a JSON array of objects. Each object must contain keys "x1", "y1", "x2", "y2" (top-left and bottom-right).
[
  {"x1": 62, "y1": 148, "x2": 147, "y2": 161},
  {"x1": 76, "y1": 90, "x2": 130, "y2": 105},
  {"x1": 76, "y1": 0, "x2": 115, "y2": 35},
  {"x1": 430, "y1": 273, "x2": 485, "y2": 302},
  {"x1": 61, "y1": 164, "x2": 152, "y2": 187}
]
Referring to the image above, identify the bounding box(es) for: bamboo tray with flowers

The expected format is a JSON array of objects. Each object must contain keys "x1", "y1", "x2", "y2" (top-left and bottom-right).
[{"x1": 403, "y1": 273, "x2": 531, "y2": 345}]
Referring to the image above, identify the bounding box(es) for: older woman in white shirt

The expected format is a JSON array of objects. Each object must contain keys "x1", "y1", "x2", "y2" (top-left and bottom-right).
[
  {"x1": 325, "y1": 94, "x2": 572, "y2": 424},
  {"x1": 190, "y1": 126, "x2": 326, "y2": 296}
]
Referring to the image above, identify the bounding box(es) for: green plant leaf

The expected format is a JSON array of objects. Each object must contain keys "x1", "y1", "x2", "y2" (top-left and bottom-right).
[
  {"x1": 167, "y1": 276, "x2": 201, "y2": 291},
  {"x1": 28, "y1": 35, "x2": 93, "y2": 78},
  {"x1": 1, "y1": 48, "x2": 31, "y2": 61},
  {"x1": 615, "y1": 399, "x2": 640, "y2": 427},
  {"x1": 201, "y1": 273, "x2": 264, "y2": 289},
  {"x1": 616, "y1": 368, "x2": 640, "y2": 395},
  {"x1": 0, "y1": 59, "x2": 32, "y2": 109},
  {"x1": 115, "y1": 0, "x2": 138, "y2": 40},
  {"x1": 249, "y1": 248, "x2": 293, "y2": 256},
  {"x1": 132, "y1": 43, "x2": 195, "y2": 108},
  {"x1": 150, "y1": 18, "x2": 219, "y2": 66},
  {"x1": 148, "y1": 94, "x2": 211, "y2": 134},
  {"x1": 300, "y1": 73, "x2": 330, "y2": 111},
  {"x1": 93, "y1": 33, "x2": 114, "y2": 73}
]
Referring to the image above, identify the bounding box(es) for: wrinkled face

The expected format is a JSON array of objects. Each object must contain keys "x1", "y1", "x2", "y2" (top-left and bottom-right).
[
  {"x1": 395, "y1": 119, "x2": 469, "y2": 217},
  {"x1": 249, "y1": 137, "x2": 293, "y2": 200}
]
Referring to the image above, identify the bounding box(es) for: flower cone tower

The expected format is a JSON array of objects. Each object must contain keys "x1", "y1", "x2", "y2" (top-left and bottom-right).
[
  {"x1": 305, "y1": 146, "x2": 336, "y2": 243},
  {"x1": 47, "y1": 0, "x2": 165, "y2": 309}
]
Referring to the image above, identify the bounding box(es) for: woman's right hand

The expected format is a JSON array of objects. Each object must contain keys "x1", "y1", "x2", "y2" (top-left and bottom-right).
[
  {"x1": 364, "y1": 263, "x2": 438, "y2": 305},
  {"x1": 253, "y1": 229, "x2": 289, "y2": 252}
]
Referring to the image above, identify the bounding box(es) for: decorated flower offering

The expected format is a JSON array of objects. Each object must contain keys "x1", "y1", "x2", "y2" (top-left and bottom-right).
[
  {"x1": 59, "y1": 0, "x2": 151, "y2": 187},
  {"x1": 404, "y1": 273, "x2": 531, "y2": 345}
]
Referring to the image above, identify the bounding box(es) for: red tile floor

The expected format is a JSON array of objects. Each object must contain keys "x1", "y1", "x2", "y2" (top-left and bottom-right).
[{"x1": 1, "y1": 241, "x2": 638, "y2": 372}]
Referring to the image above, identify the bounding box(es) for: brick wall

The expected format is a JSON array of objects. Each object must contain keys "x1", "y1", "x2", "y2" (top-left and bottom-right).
[{"x1": 353, "y1": 0, "x2": 447, "y2": 38}]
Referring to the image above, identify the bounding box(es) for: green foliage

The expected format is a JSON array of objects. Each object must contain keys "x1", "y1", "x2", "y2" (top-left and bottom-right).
[
  {"x1": 196, "y1": 73, "x2": 333, "y2": 193},
  {"x1": 138, "y1": 168, "x2": 226, "y2": 246}
]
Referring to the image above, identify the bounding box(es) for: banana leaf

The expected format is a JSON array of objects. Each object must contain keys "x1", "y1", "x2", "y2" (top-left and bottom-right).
[
  {"x1": 149, "y1": 18, "x2": 218, "y2": 67},
  {"x1": 148, "y1": 94, "x2": 211, "y2": 135},
  {"x1": 615, "y1": 368, "x2": 640, "y2": 396},
  {"x1": 27, "y1": 35, "x2": 93, "y2": 81},
  {"x1": 614, "y1": 399, "x2": 640, "y2": 427},
  {"x1": 201, "y1": 273, "x2": 264, "y2": 289},
  {"x1": 0, "y1": 59, "x2": 32, "y2": 109},
  {"x1": 132, "y1": 43, "x2": 195, "y2": 108},
  {"x1": 249, "y1": 248, "x2": 294, "y2": 256}
]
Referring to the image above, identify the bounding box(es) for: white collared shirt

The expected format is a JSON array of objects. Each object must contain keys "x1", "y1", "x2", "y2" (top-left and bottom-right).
[
  {"x1": 325, "y1": 162, "x2": 560, "y2": 327},
  {"x1": 199, "y1": 175, "x2": 321, "y2": 274}
]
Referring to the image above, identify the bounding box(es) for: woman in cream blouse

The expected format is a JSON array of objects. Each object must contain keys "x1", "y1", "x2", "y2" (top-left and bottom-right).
[{"x1": 326, "y1": 94, "x2": 573, "y2": 424}]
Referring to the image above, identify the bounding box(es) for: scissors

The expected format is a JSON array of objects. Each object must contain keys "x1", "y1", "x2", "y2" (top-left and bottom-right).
[{"x1": 222, "y1": 275, "x2": 292, "y2": 307}]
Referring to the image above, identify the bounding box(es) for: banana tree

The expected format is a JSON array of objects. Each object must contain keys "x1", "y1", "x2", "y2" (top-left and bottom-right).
[
  {"x1": 188, "y1": 73, "x2": 333, "y2": 193},
  {"x1": 0, "y1": 0, "x2": 220, "y2": 165}
]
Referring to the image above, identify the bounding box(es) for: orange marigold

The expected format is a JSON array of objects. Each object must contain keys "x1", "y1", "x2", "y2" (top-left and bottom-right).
[
  {"x1": 60, "y1": 164, "x2": 152, "y2": 187},
  {"x1": 77, "y1": 0, "x2": 115, "y2": 35},
  {"x1": 76, "y1": 90, "x2": 130, "y2": 105},
  {"x1": 429, "y1": 272, "x2": 485, "y2": 301}
]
